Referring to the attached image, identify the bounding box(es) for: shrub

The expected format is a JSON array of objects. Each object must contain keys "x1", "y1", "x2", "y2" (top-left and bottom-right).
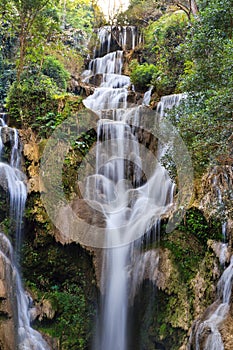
[
  {"x1": 130, "y1": 62, "x2": 157, "y2": 92},
  {"x1": 42, "y1": 56, "x2": 70, "y2": 91},
  {"x1": 6, "y1": 73, "x2": 59, "y2": 127}
]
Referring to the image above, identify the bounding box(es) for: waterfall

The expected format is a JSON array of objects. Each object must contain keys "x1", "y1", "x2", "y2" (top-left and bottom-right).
[
  {"x1": 192, "y1": 257, "x2": 233, "y2": 350},
  {"x1": 142, "y1": 86, "x2": 153, "y2": 106},
  {"x1": 0, "y1": 233, "x2": 50, "y2": 349},
  {"x1": 156, "y1": 93, "x2": 186, "y2": 117},
  {"x1": 0, "y1": 119, "x2": 50, "y2": 349},
  {"x1": 212, "y1": 174, "x2": 228, "y2": 265},
  {"x1": 93, "y1": 26, "x2": 143, "y2": 58},
  {"x1": 0, "y1": 119, "x2": 27, "y2": 251},
  {"x1": 188, "y1": 170, "x2": 233, "y2": 349},
  {"x1": 83, "y1": 27, "x2": 183, "y2": 350},
  {"x1": 89, "y1": 51, "x2": 124, "y2": 75},
  {"x1": 84, "y1": 50, "x2": 129, "y2": 113}
]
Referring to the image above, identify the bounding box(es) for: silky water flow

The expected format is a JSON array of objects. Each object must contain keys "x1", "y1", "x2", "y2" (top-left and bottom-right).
[
  {"x1": 83, "y1": 27, "x2": 184, "y2": 350},
  {"x1": 0, "y1": 114, "x2": 50, "y2": 349}
]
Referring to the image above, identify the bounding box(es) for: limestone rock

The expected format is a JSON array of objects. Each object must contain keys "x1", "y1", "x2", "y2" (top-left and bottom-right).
[
  {"x1": 31, "y1": 299, "x2": 56, "y2": 321},
  {"x1": 220, "y1": 314, "x2": 233, "y2": 350},
  {"x1": 19, "y1": 128, "x2": 40, "y2": 193},
  {"x1": 54, "y1": 198, "x2": 106, "y2": 247},
  {"x1": 200, "y1": 165, "x2": 233, "y2": 223}
]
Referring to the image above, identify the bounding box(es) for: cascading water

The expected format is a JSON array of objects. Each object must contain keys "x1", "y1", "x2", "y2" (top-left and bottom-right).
[
  {"x1": 156, "y1": 93, "x2": 186, "y2": 117},
  {"x1": 191, "y1": 256, "x2": 233, "y2": 350},
  {"x1": 0, "y1": 115, "x2": 50, "y2": 349},
  {"x1": 142, "y1": 86, "x2": 153, "y2": 106},
  {"x1": 188, "y1": 170, "x2": 233, "y2": 350},
  {"x1": 93, "y1": 26, "x2": 143, "y2": 58},
  {"x1": 83, "y1": 27, "x2": 182, "y2": 350},
  {"x1": 0, "y1": 115, "x2": 27, "y2": 252}
]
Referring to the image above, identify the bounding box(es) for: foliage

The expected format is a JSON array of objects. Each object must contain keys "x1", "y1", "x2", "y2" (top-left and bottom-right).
[
  {"x1": 130, "y1": 61, "x2": 157, "y2": 92},
  {"x1": 32, "y1": 112, "x2": 66, "y2": 138},
  {"x1": 42, "y1": 56, "x2": 70, "y2": 91},
  {"x1": 116, "y1": 0, "x2": 163, "y2": 25},
  {"x1": 45, "y1": 42, "x2": 84, "y2": 77},
  {"x1": 0, "y1": 54, "x2": 16, "y2": 106},
  {"x1": 57, "y1": 0, "x2": 104, "y2": 56},
  {"x1": 22, "y1": 222, "x2": 97, "y2": 349},
  {"x1": 0, "y1": 0, "x2": 60, "y2": 79},
  {"x1": 167, "y1": 0, "x2": 233, "y2": 174},
  {"x1": 0, "y1": 0, "x2": 103, "y2": 82},
  {"x1": 168, "y1": 90, "x2": 233, "y2": 174},
  {"x1": 180, "y1": 0, "x2": 233, "y2": 93},
  {"x1": 177, "y1": 208, "x2": 222, "y2": 243},
  {"x1": 163, "y1": 229, "x2": 204, "y2": 282},
  {"x1": 39, "y1": 283, "x2": 94, "y2": 349},
  {"x1": 59, "y1": 0, "x2": 94, "y2": 31},
  {"x1": 6, "y1": 73, "x2": 59, "y2": 127},
  {"x1": 145, "y1": 11, "x2": 188, "y2": 95},
  {"x1": 117, "y1": 0, "x2": 198, "y2": 25}
]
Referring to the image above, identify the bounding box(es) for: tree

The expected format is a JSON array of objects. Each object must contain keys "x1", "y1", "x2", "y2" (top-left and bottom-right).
[
  {"x1": 117, "y1": 0, "x2": 199, "y2": 25},
  {"x1": 0, "y1": 0, "x2": 59, "y2": 80},
  {"x1": 168, "y1": 0, "x2": 233, "y2": 174}
]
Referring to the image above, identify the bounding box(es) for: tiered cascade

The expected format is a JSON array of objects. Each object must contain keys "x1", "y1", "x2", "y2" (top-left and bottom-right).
[
  {"x1": 0, "y1": 114, "x2": 50, "y2": 349},
  {"x1": 93, "y1": 26, "x2": 143, "y2": 57},
  {"x1": 82, "y1": 28, "x2": 183, "y2": 350}
]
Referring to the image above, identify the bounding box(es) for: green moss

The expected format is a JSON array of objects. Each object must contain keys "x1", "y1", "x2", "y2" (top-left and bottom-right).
[
  {"x1": 62, "y1": 128, "x2": 96, "y2": 199},
  {"x1": 35, "y1": 284, "x2": 95, "y2": 349},
  {"x1": 21, "y1": 227, "x2": 97, "y2": 349},
  {"x1": 177, "y1": 208, "x2": 222, "y2": 244},
  {"x1": 162, "y1": 229, "x2": 204, "y2": 283}
]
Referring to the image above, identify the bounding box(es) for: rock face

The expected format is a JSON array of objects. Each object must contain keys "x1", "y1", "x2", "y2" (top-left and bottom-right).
[
  {"x1": 220, "y1": 313, "x2": 233, "y2": 350},
  {"x1": 19, "y1": 128, "x2": 41, "y2": 193},
  {"x1": 185, "y1": 165, "x2": 233, "y2": 349}
]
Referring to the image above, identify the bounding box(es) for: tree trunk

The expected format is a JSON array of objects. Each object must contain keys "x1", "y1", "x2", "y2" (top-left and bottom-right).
[
  {"x1": 190, "y1": 0, "x2": 198, "y2": 16},
  {"x1": 17, "y1": 22, "x2": 27, "y2": 81}
]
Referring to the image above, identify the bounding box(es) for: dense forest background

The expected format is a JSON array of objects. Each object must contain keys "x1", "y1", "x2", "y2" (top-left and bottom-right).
[{"x1": 0, "y1": 0, "x2": 232, "y2": 349}]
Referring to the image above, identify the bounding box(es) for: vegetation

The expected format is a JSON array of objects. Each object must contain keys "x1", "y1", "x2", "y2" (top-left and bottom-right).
[
  {"x1": 22, "y1": 223, "x2": 96, "y2": 349},
  {"x1": 0, "y1": 0, "x2": 103, "y2": 111},
  {"x1": 167, "y1": 0, "x2": 233, "y2": 174},
  {"x1": 42, "y1": 56, "x2": 70, "y2": 91},
  {"x1": 129, "y1": 60, "x2": 157, "y2": 91},
  {"x1": 6, "y1": 73, "x2": 58, "y2": 127}
]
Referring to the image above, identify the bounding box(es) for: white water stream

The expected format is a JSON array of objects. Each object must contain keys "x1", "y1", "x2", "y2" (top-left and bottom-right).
[
  {"x1": 83, "y1": 27, "x2": 184, "y2": 350},
  {"x1": 0, "y1": 114, "x2": 50, "y2": 349},
  {"x1": 193, "y1": 255, "x2": 233, "y2": 350}
]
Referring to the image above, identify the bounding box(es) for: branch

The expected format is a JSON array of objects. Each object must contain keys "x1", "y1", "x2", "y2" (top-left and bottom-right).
[{"x1": 175, "y1": 2, "x2": 191, "y2": 20}]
